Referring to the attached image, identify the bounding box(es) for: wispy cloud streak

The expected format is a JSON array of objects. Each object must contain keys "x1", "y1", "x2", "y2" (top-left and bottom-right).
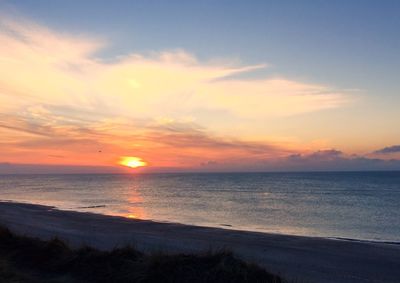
[{"x1": 0, "y1": 16, "x2": 359, "y2": 170}]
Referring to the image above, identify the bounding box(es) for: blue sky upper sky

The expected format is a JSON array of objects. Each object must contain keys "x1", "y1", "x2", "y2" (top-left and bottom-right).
[
  {"x1": 1, "y1": 0, "x2": 400, "y2": 172},
  {"x1": 6, "y1": 0, "x2": 399, "y2": 87}
]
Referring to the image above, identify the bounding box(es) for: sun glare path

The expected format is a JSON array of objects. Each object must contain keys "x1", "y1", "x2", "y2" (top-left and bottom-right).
[{"x1": 119, "y1": 156, "x2": 147, "y2": 169}]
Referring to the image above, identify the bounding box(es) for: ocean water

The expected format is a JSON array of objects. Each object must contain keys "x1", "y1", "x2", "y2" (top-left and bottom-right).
[{"x1": 0, "y1": 172, "x2": 399, "y2": 242}]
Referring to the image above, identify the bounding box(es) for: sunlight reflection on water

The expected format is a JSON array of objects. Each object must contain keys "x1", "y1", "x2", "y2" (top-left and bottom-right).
[{"x1": 1, "y1": 172, "x2": 399, "y2": 242}]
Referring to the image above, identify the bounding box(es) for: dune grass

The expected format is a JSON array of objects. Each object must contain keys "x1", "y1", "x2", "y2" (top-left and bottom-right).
[{"x1": 0, "y1": 226, "x2": 285, "y2": 283}]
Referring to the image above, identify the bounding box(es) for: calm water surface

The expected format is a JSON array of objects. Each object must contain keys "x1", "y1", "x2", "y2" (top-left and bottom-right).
[{"x1": 0, "y1": 172, "x2": 399, "y2": 242}]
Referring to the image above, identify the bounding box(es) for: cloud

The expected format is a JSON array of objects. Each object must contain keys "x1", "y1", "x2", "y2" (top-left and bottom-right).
[
  {"x1": 0, "y1": 16, "x2": 349, "y2": 118},
  {"x1": 0, "y1": 163, "x2": 126, "y2": 174},
  {"x1": 277, "y1": 150, "x2": 400, "y2": 171},
  {"x1": 0, "y1": 105, "x2": 291, "y2": 168},
  {"x1": 147, "y1": 121, "x2": 287, "y2": 155},
  {"x1": 288, "y1": 149, "x2": 343, "y2": 161},
  {"x1": 374, "y1": 145, "x2": 400, "y2": 154},
  {"x1": 0, "y1": 15, "x2": 355, "y2": 170}
]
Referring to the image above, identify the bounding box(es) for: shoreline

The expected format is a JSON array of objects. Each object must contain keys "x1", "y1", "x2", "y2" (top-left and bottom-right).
[
  {"x1": 2, "y1": 199, "x2": 399, "y2": 245},
  {"x1": 1, "y1": 201, "x2": 400, "y2": 283}
]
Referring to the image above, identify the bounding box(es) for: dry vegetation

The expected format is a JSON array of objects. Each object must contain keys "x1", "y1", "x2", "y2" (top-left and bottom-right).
[{"x1": 0, "y1": 226, "x2": 284, "y2": 283}]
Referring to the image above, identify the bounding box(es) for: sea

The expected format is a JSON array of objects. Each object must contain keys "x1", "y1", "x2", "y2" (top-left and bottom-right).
[{"x1": 0, "y1": 171, "x2": 399, "y2": 242}]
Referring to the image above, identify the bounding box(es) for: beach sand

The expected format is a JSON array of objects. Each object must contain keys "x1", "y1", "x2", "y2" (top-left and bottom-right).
[{"x1": 0, "y1": 201, "x2": 399, "y2": 283}]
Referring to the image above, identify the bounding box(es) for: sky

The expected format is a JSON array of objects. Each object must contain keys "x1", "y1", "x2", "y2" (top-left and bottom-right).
[{"x1": 0, "y1": 0, "x2": 400, "y2": 173}]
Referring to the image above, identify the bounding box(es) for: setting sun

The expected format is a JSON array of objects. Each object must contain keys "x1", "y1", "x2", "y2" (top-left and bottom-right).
[{"x1": 119, "y1": 157, "x2": 147, "y2": 169}]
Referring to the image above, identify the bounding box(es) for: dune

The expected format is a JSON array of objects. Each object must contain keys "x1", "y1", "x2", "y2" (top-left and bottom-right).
[{"x1": 0, "y1": 201, "x2": 399, "y2": 283}]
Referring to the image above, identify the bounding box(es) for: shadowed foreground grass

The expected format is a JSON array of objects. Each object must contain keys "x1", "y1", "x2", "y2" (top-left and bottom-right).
[{"x1": 0, "y1": 226, "x2": 285, "y2": 283}]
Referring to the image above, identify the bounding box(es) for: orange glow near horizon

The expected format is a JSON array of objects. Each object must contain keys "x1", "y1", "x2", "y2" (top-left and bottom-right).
[{"x1": 119, "y1": 156, "x2": 147, "y2": 169}]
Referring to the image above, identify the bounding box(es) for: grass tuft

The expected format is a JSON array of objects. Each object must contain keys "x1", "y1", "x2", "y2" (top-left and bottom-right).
[{"x1": 0, "y1": 226, "x2": 285, "y2": 282}]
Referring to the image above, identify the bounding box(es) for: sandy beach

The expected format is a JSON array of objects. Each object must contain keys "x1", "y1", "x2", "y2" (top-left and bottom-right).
[{"x1": 0, "y1": 201, "x2": 399, "y2": 283}]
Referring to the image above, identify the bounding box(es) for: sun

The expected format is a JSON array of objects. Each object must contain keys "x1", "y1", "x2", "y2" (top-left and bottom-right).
[{"x1": 119, "y1": 156, "x2": 147, "y2": 169}]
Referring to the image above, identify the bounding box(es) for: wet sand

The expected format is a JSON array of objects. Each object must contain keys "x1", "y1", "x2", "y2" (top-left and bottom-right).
[{"x1": 0, "y1": 201, "x2": 399, "y2": 283}]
